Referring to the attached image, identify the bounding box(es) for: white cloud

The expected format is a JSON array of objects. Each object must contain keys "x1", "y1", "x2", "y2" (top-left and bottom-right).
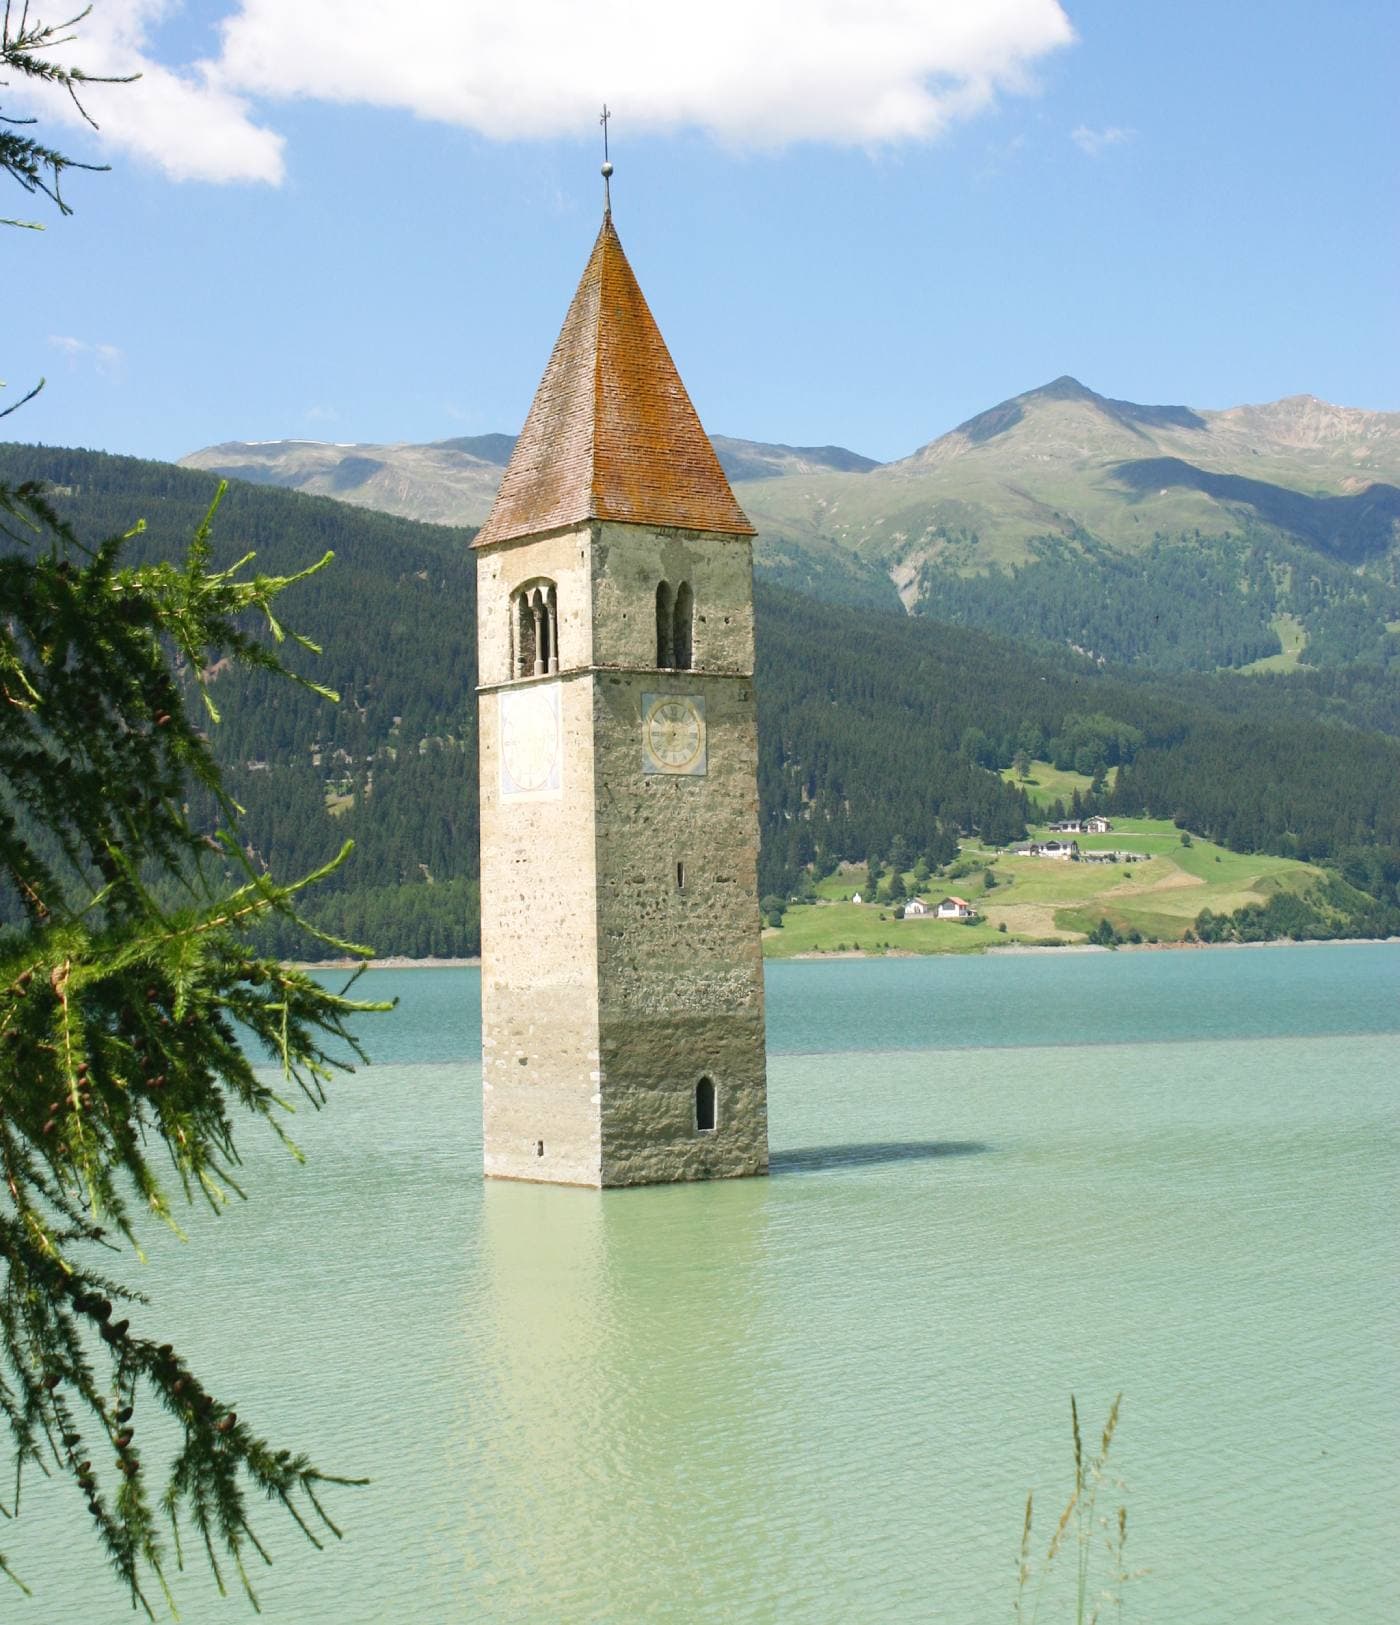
[
  {"x1": 304, "y1": 404, "x2": 340, "y2": 422},
  {"x1": 15, "y1": 1, "x2": 284, "y2": 184},
  {"x1": 217, "y1": 0, "x2": 1074, "y2": 147},
  {"x1": 1071, "y1": 124, "x2": 1135, "y2": 158},
  {"x1": 49, "y1": 335, "x2": 125, "y2": 375},
  {"x1": 11, "y1": 2, "x2": 1074, "y2": 184}
]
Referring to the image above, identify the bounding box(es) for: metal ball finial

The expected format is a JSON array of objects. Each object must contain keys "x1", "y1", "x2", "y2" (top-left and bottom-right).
[{"x1": 599, "y1": 105, "x2": 614, "y2": 214}]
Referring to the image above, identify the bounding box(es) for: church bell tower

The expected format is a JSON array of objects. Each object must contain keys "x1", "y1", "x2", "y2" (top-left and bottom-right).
[{"x1": 474, "y1": 204, "x2": 769, "y2": 1187}]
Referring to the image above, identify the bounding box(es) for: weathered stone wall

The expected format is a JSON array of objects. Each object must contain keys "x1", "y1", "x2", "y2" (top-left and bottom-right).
[
  {"x1": 476, "y1": 525, "x2": 595, "y2": 688},
  {"x1": 476, "y1": 523, "x2": 767, "y2": 1189},
  {"x1": 591, "y1": 668, "x2": 768, "y2": 1186},
  {"x1": 591, "y1": 522, "x2": 755, "y2": 674},
  {"x1": 478, "y1": 667, "x2": 603, "y2": 1186}
]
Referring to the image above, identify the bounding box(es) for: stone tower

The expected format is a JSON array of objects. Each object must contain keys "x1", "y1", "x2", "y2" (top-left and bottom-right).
[{"x1": 474, "y1": 211, "x2": 769, "y2": 1188}]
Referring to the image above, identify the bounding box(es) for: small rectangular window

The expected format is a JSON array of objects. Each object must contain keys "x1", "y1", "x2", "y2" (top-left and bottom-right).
[
  {"x1": 695, "y1": 1077, "x2": 716, "y2": 1133},
  {"x1": 676, "y1": 860, "x2": 685, "y2": 890}
]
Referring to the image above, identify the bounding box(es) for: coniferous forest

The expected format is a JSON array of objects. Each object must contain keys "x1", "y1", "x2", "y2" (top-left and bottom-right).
[
  {"x1": 915, "y1": 530, "x2": 1400, "y2": 673},
  {"x1": 3, "y1": 442, "x2": 1399, "y2": 955}
]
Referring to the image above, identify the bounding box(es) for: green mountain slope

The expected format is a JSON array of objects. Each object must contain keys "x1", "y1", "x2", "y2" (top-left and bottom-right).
[
  {"x1": 739, "y1": 376, "x2": 1400, "y2": 572},
  {"x1": 4, "y1": 442, "x2": 1398, "y2": 956},
  {"x1": 183, "y1": 380, "x2": 1400, "y2": 653},
  {"x1": 738, "y1": 378, "x2": 1400, "y2": 666}
]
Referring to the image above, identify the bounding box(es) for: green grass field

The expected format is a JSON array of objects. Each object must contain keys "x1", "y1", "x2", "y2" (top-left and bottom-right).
[
  {"x1": 763, "y1": 818, "x2": 1324, "y2": 957},
  {"x1": 762, "y1": 900, "x2": 1007, "y2": 958},
  {"x1": 1239, "y1": 613, "x2": 1307, "y2": 674},
  {"x1": 998, "y1": 758, "x2": 1104, "y2": 811},
  {"x1": 811, "y1": 864, "x2": 871, "y2": 902}
]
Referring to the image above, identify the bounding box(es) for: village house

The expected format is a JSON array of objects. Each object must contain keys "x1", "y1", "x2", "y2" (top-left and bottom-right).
[
  {"x1": 1048, "y1": 817, "x2": 1113, "y2": 835},
  {"x1": 903, "y1": 897, "x2": 930, "y2": 917},
  {"x1": 935, "y1": 896, "x2": 976, "y2": 920},
  {"x1": 1012, "y1": 839, "x2": 1081, "y2": 860}
]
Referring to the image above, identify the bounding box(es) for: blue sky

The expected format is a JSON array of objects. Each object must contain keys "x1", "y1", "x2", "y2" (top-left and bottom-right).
[{"x1": 7, "y1": 0, "x2": 1397, "y2": 465}]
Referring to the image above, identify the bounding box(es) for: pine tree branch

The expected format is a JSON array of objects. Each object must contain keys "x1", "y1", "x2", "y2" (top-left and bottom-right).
[{"x1": 1, "y1": 479, "x2": 391, "y2": 1610}]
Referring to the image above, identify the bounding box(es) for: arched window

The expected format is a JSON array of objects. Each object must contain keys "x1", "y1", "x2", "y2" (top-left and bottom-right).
[
  {"x1": 511, "y1": 579, "x2": 558, "y2": 678},
  {"x1": 672, "y1": 581, "x2": 694, "y2": 671},
  {"x1": 695, "y1": 1076, "x2": 716, "y2": 1133},
  {"x1": 655, "y1": 580, "x2": 674, "y2": 668}
]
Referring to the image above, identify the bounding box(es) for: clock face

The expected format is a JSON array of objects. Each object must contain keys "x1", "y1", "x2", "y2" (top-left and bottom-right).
[
  {"x1": 499, "y1": 684, "x2": 562, "y2": 800},
  {"x1": 642, "y1": 693, "x2": 707, "y2": 776}
]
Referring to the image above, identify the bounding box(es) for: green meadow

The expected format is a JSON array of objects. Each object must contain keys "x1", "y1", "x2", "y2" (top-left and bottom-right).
[
  {"x1": 997, "y1": 757, "x2": 1101, "y2": 811},
  {"x1": 764, "y1": 899, "x2": 1009, "y2": 958},
  {"x1": 763, "y1": 817, "x2": 1325, "y2": 957},
  {"x1": 1240, "y1": 613, "x2": 1308, "y2": 674}
]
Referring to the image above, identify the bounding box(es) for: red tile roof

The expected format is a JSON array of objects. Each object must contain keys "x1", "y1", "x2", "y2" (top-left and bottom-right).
[{"x1": 475, "y1": 216, "x2": 755, "y2": 546}]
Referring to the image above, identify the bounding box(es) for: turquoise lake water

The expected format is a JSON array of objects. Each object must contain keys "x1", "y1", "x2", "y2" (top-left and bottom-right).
[{"x1": 21, "y1": 944, "x2": 1400, "y2": 1622}]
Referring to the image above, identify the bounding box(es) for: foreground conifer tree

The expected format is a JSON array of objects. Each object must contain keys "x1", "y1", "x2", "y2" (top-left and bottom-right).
[{"x1": 2, "y1": 7, "x2": 383, "y2": 1610}]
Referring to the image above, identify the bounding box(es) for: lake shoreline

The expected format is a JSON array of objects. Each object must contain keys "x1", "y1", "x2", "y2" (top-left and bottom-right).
[
  {"x1": 790, "y1": 935, "x2": 1399, "y2": 960},
  {"x1": 289, "y1": 935, "x2": 1400, "y2": 970}
]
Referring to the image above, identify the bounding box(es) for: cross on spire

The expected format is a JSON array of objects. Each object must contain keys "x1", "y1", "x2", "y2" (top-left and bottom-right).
[{"x1": 599, "y1": 104, "x2": 613, "y2": 216}]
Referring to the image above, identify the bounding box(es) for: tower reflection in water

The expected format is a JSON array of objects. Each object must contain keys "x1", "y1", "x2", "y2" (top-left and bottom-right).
[{"x1": 460, "y1": 1175, "x2": 790, "y2": 1615}]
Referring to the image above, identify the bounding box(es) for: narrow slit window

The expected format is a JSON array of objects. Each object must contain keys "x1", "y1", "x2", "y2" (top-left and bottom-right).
[
  {"x1": 655, "y1": 580, "x2": 674, "y2": 668},
  {"x1": 515, "y1": 591, "x2": 536, "y2": 677},
  {"x1": 531, "y1": 589, "x2": 546, "y2": 676},
  {"x1": 695, "y1": 1076, "x2": 716, "y2": 1133},
  {"x1": 673, "y1": 581, "x2": 694, "y2": 670},
  {"x1": 676, "y1": 860, "x2": 685, "y2": 890}
]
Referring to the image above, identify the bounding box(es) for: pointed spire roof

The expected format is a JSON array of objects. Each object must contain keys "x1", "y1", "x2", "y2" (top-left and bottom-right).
[{"x1": 475, "y1": 216, "x2": 755, "y2": 546}]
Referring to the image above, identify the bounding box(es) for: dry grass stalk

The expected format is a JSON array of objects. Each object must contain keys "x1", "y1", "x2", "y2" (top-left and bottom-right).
[
  {"x1": 1013, "y1": 1393, "x2": 1133, "y2": 1625},
  {"x1": 1014, "y1": 1493, "x2": 1034, "y2": 1622}
]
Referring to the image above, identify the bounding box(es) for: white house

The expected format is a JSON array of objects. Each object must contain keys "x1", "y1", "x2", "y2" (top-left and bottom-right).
[
  {"x1": 903, "y1": 897, "x2": 930, "y2": 917},
  {"x1": 1084, "y1": 815, "x2": 1113, "y2": 833},
  {"x1": 936, "y1": 896, "x2": 976, "y2": 920},
  {"x1": 1017, "y1": 839, "x2": 1080, "y2": 860},
  {"x1": 851, "y1": 892, "x2": 862, "y2": 904}
]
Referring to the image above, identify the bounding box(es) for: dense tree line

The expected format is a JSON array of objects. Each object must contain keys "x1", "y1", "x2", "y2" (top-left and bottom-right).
[
  {"x1": 3, "y1": 444, "x2": 1399, "y2": 955},
  {"x1": 0, "y1": 445, "x2": 479, "y2": 954},
  {"x1": 1127, "y1": 661, "x2": 1400, "y2": 740},
  {"x1": 0, "y1": 443, "x2": 476, "y2": 763},
  {"x1": 1106, "y1": 719, "x2": 1400, "y2": 856},
  {"x1": 914, "y1": 530, "x2": 1400, "y2": 673},
  {"x1": 1190, "y1": 875, "x2": 1400, "y2": 946}
]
